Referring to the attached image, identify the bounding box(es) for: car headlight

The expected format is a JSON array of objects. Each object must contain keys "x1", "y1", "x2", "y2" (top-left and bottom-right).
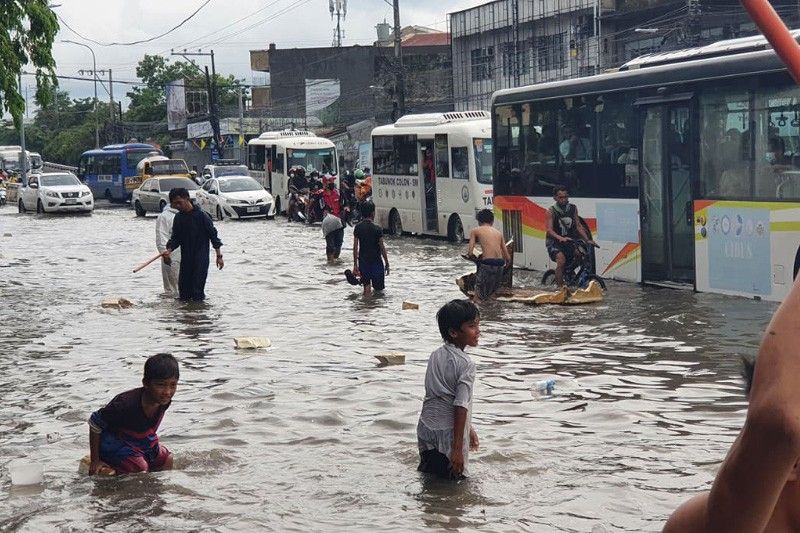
[
  {"x1": 81, "y1": 190, "x2": 91, "y2": 197},
  {"x1": 45, "y1": 190, "x2": 60, "y2": 198}
]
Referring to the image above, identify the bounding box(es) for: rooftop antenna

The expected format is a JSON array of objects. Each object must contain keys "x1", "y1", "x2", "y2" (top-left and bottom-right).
[{"x1": 329, "y1": 0, "x2": 346, "y2": 47}]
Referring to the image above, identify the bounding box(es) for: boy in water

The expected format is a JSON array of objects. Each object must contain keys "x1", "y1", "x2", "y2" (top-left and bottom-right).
[
  {"x1": 353, "y1": 201, "x2": 389, "y2": 296},
  {"x1": 87, "y1": 353, "x2": 179, "y2": 475},
  {"x1": 321, "y1": 203, "x2": 345, "y2": 263},
  {"x1": 417, "y1": 300, "x2": 480, "y2": 479},
  {"x1": 664, "y1": 274, "x2": 800, "y2": 532},
  {"x1": 467, "y1": 209, "x2": 511, "y2": 303}
]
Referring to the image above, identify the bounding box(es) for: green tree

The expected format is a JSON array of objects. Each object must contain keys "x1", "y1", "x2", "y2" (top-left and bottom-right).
[{"x1": 1, "y1": 1, "x2": 59, "y2": 129}]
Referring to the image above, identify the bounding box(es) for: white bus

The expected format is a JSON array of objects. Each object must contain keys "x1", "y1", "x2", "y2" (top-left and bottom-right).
[
  {"x1": 246, "y1": 130, "x2": 337, "y2": 215},
  {"x1": 371, "y1": 111, "x2": 494, "y2": 241}
]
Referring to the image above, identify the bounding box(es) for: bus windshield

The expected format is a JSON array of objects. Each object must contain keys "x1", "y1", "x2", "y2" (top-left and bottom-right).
[
  {"x1": 150, "y1": 160, "x2": 189, "y2": 175},
  {"x1": 473, "y1": 138, "x2": 493, "y2": 184},
  {"x1": 286, "y1": 148, "x2": 336, "y2": 174}
]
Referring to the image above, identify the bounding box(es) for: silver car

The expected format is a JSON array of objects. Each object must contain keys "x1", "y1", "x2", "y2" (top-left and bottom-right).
[{"x1": 132, "y1": 177, "x2": 198, "y2": 216}]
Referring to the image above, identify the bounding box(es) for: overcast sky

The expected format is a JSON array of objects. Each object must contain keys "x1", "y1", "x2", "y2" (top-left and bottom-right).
[{"x1": 38, "y1": 0, "x2": 485, "y2": 109}]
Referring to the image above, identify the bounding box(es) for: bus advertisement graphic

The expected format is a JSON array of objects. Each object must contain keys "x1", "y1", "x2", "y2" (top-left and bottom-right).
[{"x1": 707, "y1": 207, "x2": 771, "y2": 295}]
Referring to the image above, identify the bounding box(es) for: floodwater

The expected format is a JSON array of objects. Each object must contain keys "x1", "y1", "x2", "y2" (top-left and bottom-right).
[{"x1": 0, "y1": 203, "x2": 777, "y2": 532}]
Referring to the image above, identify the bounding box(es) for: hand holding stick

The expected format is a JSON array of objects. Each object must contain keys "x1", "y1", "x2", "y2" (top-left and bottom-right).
[{"x1": 133, "y1": 252, "x2": 166, "y2": 273}]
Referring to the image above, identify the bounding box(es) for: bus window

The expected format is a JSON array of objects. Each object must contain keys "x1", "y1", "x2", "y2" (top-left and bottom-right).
[
  {"x1": 473, "y1": 139, "x2": 493, "y2": 184},
  {"x1": 275, "y1": 153, "x2": 285, "y2": 174},
  {"x1": 597, "y1": 93, "x2": 638, "y2": 197},
  {"x1": 97, "y1": 154, "x2": 121, "y2": 175},
  {"x1": 127, "y1": 150, "x2": 155, "y2": 171},
  {"x1": 452, "y1": 147, "x2": 469, "y2": 179},
  {"x1": 700, "y1": 90, "x2": 752, "y2": 199},
  {"x1": 435, "y1": 134, "x2": 450, "y2": 178},
  {"x1": 373, "y1": 135, "x2": 417, "y2": 175},
  {"x1": 558, "y1": 97, "x2": 596, "y2": 196},
  {"x1": 248, "y1": 144, "x2": 265, "y2": 171},
  {"x1": 754, "y1": 85, "x2": 800, "y2": 200},
  {"x1": 78, "y1": 155, "x2": 94, "y2": 178}
]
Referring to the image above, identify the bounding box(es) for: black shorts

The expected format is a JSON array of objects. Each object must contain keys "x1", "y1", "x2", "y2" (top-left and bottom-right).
[
  {"x1": 325, "y1": 228, "x2": 344, "y2": 255},
  {"x1": 546, "y1": 240, "x2": 575, "y2": 262},
  {"x1": 358, "y1": 260, "x2": 385, "y2": 291},
  {"x1": 417, "y1": 449, "x2": 465, "y2": 480}
]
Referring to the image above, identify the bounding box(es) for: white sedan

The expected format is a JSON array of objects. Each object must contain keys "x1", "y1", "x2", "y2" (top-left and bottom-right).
[
  {"x1": 197, "y1": 176, "x2": 275, "y2": 220},
  {"x1": 18, "y1": 172, "x2": 94, "y2": 214}
]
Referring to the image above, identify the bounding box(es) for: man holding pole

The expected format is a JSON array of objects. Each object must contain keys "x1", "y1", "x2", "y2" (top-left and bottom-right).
[{"x1": 161, "y1": 188, "x2": 224, "y2": 301}]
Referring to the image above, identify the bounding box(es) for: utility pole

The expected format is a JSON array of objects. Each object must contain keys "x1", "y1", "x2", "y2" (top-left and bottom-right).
[
  {"x1": 173, "y1": 49, "x2": 223, "y2": 159},
  {"x1": 18, "y1": 73, "x2": 27, "y2": 185},
  {"x1": 238, "y1": 87, "x2": 244, "y2": 163},
  {"x1": 108, "y1": 69, "x2": 115, "y2": 143},
  {"x1": 392, "y1": 0, "x2": 405, "y2": 117}
]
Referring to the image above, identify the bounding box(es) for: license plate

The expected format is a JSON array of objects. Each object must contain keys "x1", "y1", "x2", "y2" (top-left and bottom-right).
[
  {"x1": 65, "y1": 198, "x2": 77, "y2": 204},
  {"x1": 247, "y1": 206, "x2": 260, "y2": 213}
]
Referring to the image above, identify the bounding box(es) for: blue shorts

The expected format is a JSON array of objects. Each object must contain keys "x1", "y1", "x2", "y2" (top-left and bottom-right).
[{"x1": 358, "y1": 260, "x2": 385, "y2": 291}]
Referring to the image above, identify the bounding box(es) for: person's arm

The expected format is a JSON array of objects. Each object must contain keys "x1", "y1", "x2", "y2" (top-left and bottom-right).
[
  {"x1": 353, "y1": 232, "x2": 360, "y2": 275},
  {"x1": 546, "y1": 208, "x2": 567, "y2": 242},
  {"x1": 379, "y1": 237, "x2": 389, "y2": 275},
  {"x1": 575, "y1": 209, "x2": 595, "y2": 245},
  {"x1": 202, "y1": 212, "x2": 224, "y2": 270},
  {"x1": 467, "y1": 229, "x2": 477, "y2": 258},
  {"x1": 450, "y1": 406, "x2": 468, "y2": 475},
  {"x1": 668, "y1": 276, "x2": 800, "y2": 532},
  {"x1": 88, "y1": 429, "x2": 102, "y2": 475},
  {"x1": 501, "y1": 235, "x2": 512, "y2": 267}
]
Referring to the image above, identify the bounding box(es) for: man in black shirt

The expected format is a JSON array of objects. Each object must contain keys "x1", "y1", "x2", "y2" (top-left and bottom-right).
[
  {"x1": 353, "y1": 202, "x2": 389, "y2": 296},
  {"x1": 163, "y1": 188, "x2": 224, "y2": 301}
]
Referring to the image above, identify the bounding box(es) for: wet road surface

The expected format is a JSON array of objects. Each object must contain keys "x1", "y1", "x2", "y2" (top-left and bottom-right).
[{"x1": 0, "y1": 203, "x2": 777, "y2": 531}]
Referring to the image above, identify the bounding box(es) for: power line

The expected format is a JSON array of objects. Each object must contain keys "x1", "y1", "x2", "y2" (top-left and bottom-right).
[{"x1": 56, "y1": 0, "x2": 213, "y2": 46}]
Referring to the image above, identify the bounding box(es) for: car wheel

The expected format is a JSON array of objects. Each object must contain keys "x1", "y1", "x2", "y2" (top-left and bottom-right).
[
  {"x1": 18, "y1": 199, "x2": 25, "y2": 213},
  {"x1": 388, "y1": 209, "x2": 402, "y2": 236},
  {"x1": 134, "y1": 200, "x2": 146, "y2": 217},
  {"x1": 448, "y1": 215, "x2": 464, "y2": 242},
  {"x1": 274, "y1": 196, "x2": 281, "y2": 216},
  {"x1": 216, "y1": 205, "x2": 224, "y2": 221},
  {"x1": 36, "y1": 199, "x2": 44, "y2": 214},
  {"x1": 159, "y1": 200, "x2": 167, "y2": 212}
]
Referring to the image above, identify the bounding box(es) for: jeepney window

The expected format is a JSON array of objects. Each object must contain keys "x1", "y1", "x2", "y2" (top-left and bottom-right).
[
  {"x1": 754, "y1": 83, "x2": 800, "y2": 200},
  {"x1": 434, "y1": 134, "x2": 450, "y2": 178},
  {"x1": 700, "y1": 90, "x2": 753, "y2": 199},
  {"x1": 451, "y1": 147, "x2": 469, "y2": 179}
]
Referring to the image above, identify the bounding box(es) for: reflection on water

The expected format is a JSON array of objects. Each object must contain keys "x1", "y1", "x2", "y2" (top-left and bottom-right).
[{"x1": 0, "y1": 205, "x2": 777, "y2": 531}]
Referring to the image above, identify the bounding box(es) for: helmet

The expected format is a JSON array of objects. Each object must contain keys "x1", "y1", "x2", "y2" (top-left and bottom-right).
[{"x1": 354, "y1": 169, "x2": 364, "y2": 179}]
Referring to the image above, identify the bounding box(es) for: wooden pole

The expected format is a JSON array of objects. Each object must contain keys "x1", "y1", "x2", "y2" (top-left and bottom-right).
[{"x1": 132, "y1": 253, "x2": 164, "y2": 273}]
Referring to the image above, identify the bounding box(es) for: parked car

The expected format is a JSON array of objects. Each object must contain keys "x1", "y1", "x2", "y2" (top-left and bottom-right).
[
  {"x1": 132, "y1": 176, "x2": 198, "y2": 216},
  {"x1": 199, "y1": 161, "x2": 250, "y2": 184},
  {"x1": 18, "y1": 172, "x2": 94, "y2": 214},
  {"x1": 197, "y1": 175, "x2": 275, "y2": 220}
]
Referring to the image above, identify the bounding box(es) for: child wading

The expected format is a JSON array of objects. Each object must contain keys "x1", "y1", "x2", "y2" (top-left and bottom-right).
[
  {"x1": 321, "y1": 204, "x2": 345, "y2": 263},
  {"x1": 352, "y1": 202, "x2": 389, "y2": 296},
  {"x1": 417, "y1": 300, "x2": 480, "y2": 479},
  {"x1": 87, "y1": 353, "x2": 179, "y2": 475},
  {"x1": 467, "y1": 208, "x2": 511, "y2": 303}
]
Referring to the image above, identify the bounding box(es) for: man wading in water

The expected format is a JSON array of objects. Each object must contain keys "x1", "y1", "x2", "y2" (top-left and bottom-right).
[
  {"x1": 162, "y1": 188, "x2": 224, "y2": 301},
  {"x1": 664, "y1": 273, "x2": 800, "y2": 532},
  {"x1": 466, "y1": 209, "x2": 511, "y2": 303}
]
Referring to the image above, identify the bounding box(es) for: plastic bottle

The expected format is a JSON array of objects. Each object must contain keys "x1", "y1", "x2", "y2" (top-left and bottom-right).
[{"x1": 535, "y1": 378, "x2": 556, "y2": 396}]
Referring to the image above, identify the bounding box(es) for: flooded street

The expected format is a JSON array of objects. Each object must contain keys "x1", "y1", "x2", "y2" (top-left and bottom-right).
[{"x1": 0, "y1": 203, "x2": 777, "y2": 532}]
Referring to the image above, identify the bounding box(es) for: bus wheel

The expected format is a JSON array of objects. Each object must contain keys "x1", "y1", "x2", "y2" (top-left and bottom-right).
[
  {"x1": 134, "y1": 201, "x2": 146, "y2": 217},
  {"x1": 448, "y1": 215, "x2": 464, "y2": 242},
  {"x1": 389, "y1": 209, "x2": 402, "y2": 236},
  {"x1": 104, "y1": 189, "x2": 112, "y2": 201}
]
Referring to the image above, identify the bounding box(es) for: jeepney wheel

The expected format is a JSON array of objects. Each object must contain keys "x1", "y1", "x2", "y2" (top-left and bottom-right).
[
  {"x1": 448, "y1": 215, "x2": 464, "y2": 242},
  {"x1": 388, "y1": 209, "x2": 402, "y2": 236},
  {"x1": 134, "y1": 200, "x2": 146, "y2": 217}
]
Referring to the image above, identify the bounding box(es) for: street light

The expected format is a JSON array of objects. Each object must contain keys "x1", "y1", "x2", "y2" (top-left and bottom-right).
[{"x1": 62, "y1": 39, "x2": 99, "y2": 148}]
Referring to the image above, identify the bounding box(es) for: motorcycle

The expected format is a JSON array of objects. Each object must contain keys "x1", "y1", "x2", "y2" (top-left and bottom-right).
[
  {"x1": 305, "y1": 176, "x2": 326, "y2": 224},
  {"x1": 287, "y1": 185, "x2": 308, "y2": 222}
]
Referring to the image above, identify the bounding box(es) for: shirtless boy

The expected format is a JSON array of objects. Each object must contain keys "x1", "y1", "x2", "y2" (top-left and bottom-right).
[
  {"x1": 664, "y1": 273, "x2": 800, "y2": 532},
  {"x1": 467, "y1": 209, "x2": 511, "y2": 303}
]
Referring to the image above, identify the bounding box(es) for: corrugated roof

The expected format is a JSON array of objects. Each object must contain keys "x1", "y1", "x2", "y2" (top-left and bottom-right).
[{"x1": 402, "y1": 33, "x2": 450, "y2": 47}]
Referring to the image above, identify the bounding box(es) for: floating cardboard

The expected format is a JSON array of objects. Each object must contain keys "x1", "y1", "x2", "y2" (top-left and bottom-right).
[
  {"x1": 101, "y1": 298, "x2": 133, "y2": 309},
  {"x1": 78, "y1": 455, "x2": 116, "y2": 476},
  {"x1": 402, "y1": 301, "x2": 419, "y2": 310},
  {"x1": 234, "y1": 337, "x2": 272, "y2": 349},
  {"x1": 564, "y1": 280, "x2": 604, "y2": 305},
  {"x1": 375, "y1": 352, "x2": 405, "y2": 365},
  {"x1": 457, "y1": 274, "x2": 603, "y2": 306}
]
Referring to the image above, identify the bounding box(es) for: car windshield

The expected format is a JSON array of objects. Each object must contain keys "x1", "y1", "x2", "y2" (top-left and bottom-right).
[
  {"x1": 219, "y1": 177, "x2": 262, "y2": 193},
  {"x1": 41, "y1": 174, "x2": 81, "y2": 187},
  {"x1": 473, "y1": 138, "x2": 493, "y2": 184},
  {"x1": 150, "y1": 160, "x2": 189, "y2": 175},
  {"x1": 158, "y1": 178, "x2": 198, "y2": 191},
  {"x1": 215, "y1": 165, "x2": 248, "y2": 177},
  {"x1": 286, "y1": 148, "x2": 336, "y2": 174}
]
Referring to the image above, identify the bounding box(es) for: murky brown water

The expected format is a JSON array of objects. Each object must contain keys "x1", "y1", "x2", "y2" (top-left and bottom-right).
[{"x1": 0, "y1": 203, "x2": 777, "y2": 531}]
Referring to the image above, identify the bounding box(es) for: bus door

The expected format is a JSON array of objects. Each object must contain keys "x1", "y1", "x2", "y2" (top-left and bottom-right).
[
  {"x1": 267, "y1": 144, "x2": 277, "y2": 191},
  {"x1": 639, "y1": 99, "x2": 695, "y2": 284},
  {"x1": 419, "y1": 139, "x2": 438, "y2": 232}
]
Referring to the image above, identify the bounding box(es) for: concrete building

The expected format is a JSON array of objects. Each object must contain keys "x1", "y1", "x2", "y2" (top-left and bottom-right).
[{"x1": 450, "y1": 0, "x2": 800, "y2": 111}]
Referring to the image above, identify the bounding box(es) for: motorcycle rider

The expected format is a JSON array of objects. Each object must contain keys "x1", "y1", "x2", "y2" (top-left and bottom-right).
[
  {"x1": 287, "y1": 166, "x2": 309, "y2": 222},
  {"x1": 322, "y1": 174, "x2": 341, "y2": 217},
  {"x1": 545, "y1": 185, "x2": 597, "y2": 287}
]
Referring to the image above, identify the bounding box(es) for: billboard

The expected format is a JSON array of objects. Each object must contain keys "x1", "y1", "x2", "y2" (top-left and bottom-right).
[
  {"x1": 166, "y1": 79, "x2": 187, "y2": 130},
  {"x1": 305, "y1": 79, "x2": 340, "y2": 124}
]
